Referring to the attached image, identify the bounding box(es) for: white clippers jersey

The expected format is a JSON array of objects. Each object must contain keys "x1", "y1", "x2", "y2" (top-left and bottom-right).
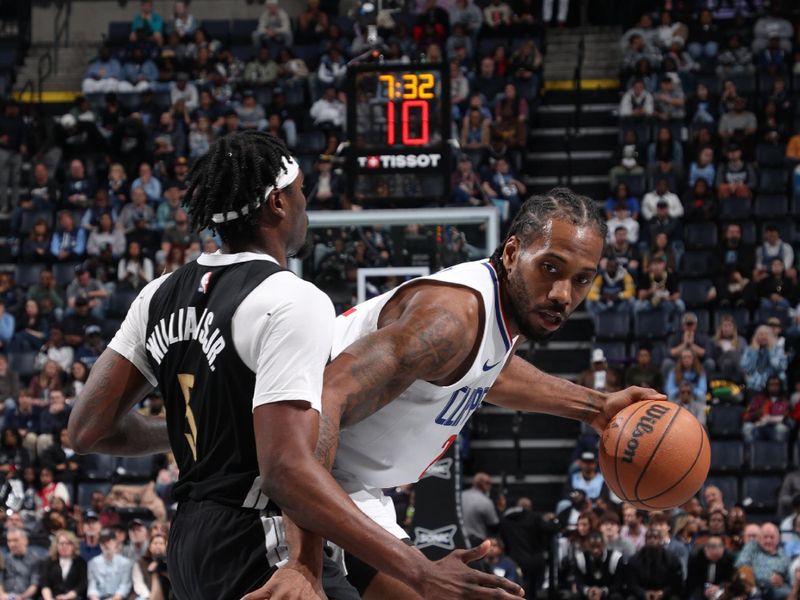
[{"x1": 331, "y1": 259, "x2": 519, "y2": 492}]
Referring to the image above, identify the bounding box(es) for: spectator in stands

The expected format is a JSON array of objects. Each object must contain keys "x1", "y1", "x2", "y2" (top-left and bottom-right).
[
  {"x1": 687, "y1": 8, "x2": 719, "y2": 61},
  {"x1": 643, "y1": 231, "x2": 677, "y2": 272},
  {"x1": 1, "y1": 527, "x2": 40, "y2": 599},
  {"x1": 686, "y1": 535, "x2": 735, "y2": 600},
  {"x1": 0, "y1": 100, "x2": 27, "y2": 216},
  {"x1": 665, "y1": 348, "x2": 708, "y2": 403},
  {"x1": 62, "y1": 159, "x2": 95, "y2": 210},
  {"x1": 719, "y1": 97, "x2": 758, "y2": 149},
  {"x1": 604, "y1": 227, "x2": 640, "y2": 277},
  {"x1": 118, "y1": 187, "x2": 155, "y2": 234},
  {"x1": 627, "y1": 526, "x2": 684, "y2": 600},
  {"x1": 683, "y1": 177, "x2": 716, "y2": 223},
  {"x1": 169, "y1": 1, "x2": 197, "y2": 39},
  {"x1": 716, "y1": 33, "x2": 754, "y2": 79},
  {"x1": 121, "y1": 46, "x2": 158, "y2": 92},
  {"x1": 482, "y1": 0, "x2": 512, "y2": 32},
  {"x1": 12, "y1": 298, "x2": 47, "y2": 352},
  {"x1": 481, "y1": 157, "x2": 526, "y2": 220},
  {"x1": 122, "y1": 519, "x2": 149, "y2": 562},
  {"x1": 40, "y1": 529, "x2": 88, "y2": 600},
  {"x1": 688, "y1": 147, "x2": 716, "y2": 188},
  {"x1": 572, "y1": 530, "x2": 625, "y2": 600},
  {"x1": 87, "y1": 529, "x2": 132, "y2": 600},
  {"x1": 716, "y1": 143, "x2": 756, "y2": 199},
  {"x1": 715, "y1": 222, "x2": 753, "y2": 278},
  {"x1": 39, "y1": 328, "x2": 75, "y2": 378},
  {"x1": 757, "y1": 257, "x2": 797, "y2": 312},
  {"x1": 28, "y1": 359, "x2": 63, "y2": 400},
  {"x1": 736, "y1": 522, "x2": 791, "y2": 599},
  {"x1": 641, "y1": 178, "x2": 684, "y2": 221},
  {"x1": 621, "y1": 35, "x2": 660, "y2": 75},
  {"x1": 686, "y1": 83, "x2": 717, "y2": 129},
  {"x1": 116, "y1": 241, "x2": 154, "y2": 292},
  {"x1": 131, "y1": 532, "x2": 169, "y2": 600},
  {"x1": 86, "y1": 213, "x2": 126, "y2": 260},
  {"x1": 578, "y1": 349, "x2": 621, "y2": 394},
  {"x1": 479, "y1": 537, "x2": 520, "y2": 585},
  {"x1": 82, "y1": 45, "x2": 123, "y2": 94},
  {"x1": 243, "y1": 46, "x2": 279, "y2": 90},
  {"x1": 757, "y1": 225, "x2": 795, "y2": 271},
  {"x1": 0, "y1": 352, "x2": 20, "y2": 407},
  {"x1": 235, "y1": 91, "x2": 267, "y2": 132},
  {"x1": 131, "y1": 162, "x2": 161, "y2": 205},
  {"x1": 80, "y1": 511, "x2": 102, "y2": 562},
  {"x1": 664, "y1": 311, "x2": 714, "y2": 376},
  {"x1": 568, "y1": 451, "x2": 605, "y2": 502},
  {"x1": 162, "y1": 208, "x2": 198, "y2": 250},
  {"x1": 310, "y1": 86, "x2": 346, "y2": 131},
  {"x1": 560, "y1": 511, "x2": 599, "y2": 569},
  {"x1": 779, "y1": 482, "x2": 800, "y2": 521},
  {"x1": 558, "y1": 489, "x2": 591, "y2": 533},
  {"x1": 449, "y1": 0, "x2": 483, "y2": 36},
  {"x1": 460, "y1": 108, "x2": 491, "y2": 164},
  {"x1": 625, "y1": 345, "x2": 662, "y2": 390},
  {"x1": 635, "y1": 255, "x2": 684, "y2": 323},
  {"x1": 473, "y1": 57, "x2": 505, "y2": 105},
  {"x1": 711, "y1": 315, "x2": 747, "y2": 380},
  {"x1": 509, "y1": 40, "x2": 542, "y2": 99},
  {"x1": 604, "y1": 182, "x2": 640, "y2": 220},
  {"x1": 462, "y1": 472, "x2": 498, "y2": 546},
  {"x1": 130, "y1": 0, "x2": 163, "y2": 45},
  {"x1": 20, "y1": 218, "x2": 51, "y2": 263},
  {"x1": 169, "y1": 72, "x2": 198, "y2": 113},
  {"x1": 653, "y1": 75, "x2": 686, "y2": 123},
  {"x1": 649, "y1": 126, "x2": 684, "y2": 171},
  {"x1": 500, "y1": 497, "x2": 551, "y2": 593},
  {"x1": 742, "y1": 375, "x2": 790, "y2": 444},
  {"x1": 252, "y1": 0, "x2": 292, "y2": 47},
  {"x1": 753, "y1": 4, "x2": 794, "y2": 53},
  {"x1": 741, "y1": 324, "x2": 788, "y2": 392},
  {"x1": 66, "y1": 265, "x2": 108, "y2": 319},
  {"x1": 584, "y1": 257, "x2": 635, "y2": 324},
  {"x1": 599, "y1": 512, "x2": 636, "y2": 560},
  {"x1": 50, "y1": 211, "x2": 87, "y2": 264},
  {"x1": 606, "y1": 204, "x2": 639, "y2": 244},
  {"x1": 675, "y1": 380, "x2": 707, "y2": 426}
]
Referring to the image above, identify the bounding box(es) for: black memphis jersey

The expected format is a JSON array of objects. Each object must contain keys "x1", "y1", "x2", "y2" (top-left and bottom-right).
[{"x1": 144, "y1": 259, "x2": 284, "y2": 508}]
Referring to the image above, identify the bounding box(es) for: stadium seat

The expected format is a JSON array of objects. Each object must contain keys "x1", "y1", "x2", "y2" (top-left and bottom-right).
[
  {"x1": 742, "y1": 475, "x2": 782, "y2": 510},
  {"x1": 295, "y1": 131, "x2": 325, "y2": 154},
  {"x1": 695, "y1": 74, "x2": 722, "y2": 95},
  {"x1": 292, "y1": 45, "x2": 322, "y2": 70},
  {"x1": 14, "y1": 263, "x2": 44, "y2": 288},
  {"x1": 83, "y1": 454, "x2": 119, "y2": 480},
  {"x1": 693, "y1": 308, "x2": 711, "y2": 334},
  {"x1": 710, "y1": 440, "x2": 744, "y2": 472},
  {"x1": 748, "y1": 440, "x2": 788, "y2": 471},
  {"x1": 761, "y1": 221, "x2": 793, "y2": 245},
  {"x1": 117, "y1": 92, "x2": 142, "y2": 112},
  {"x1": 478, "y1": 38, "x2": 509, "y2": 57},
  {"x1": 593, "y1": 312, "x2": 630, "y2": 340},
  {"x1": 616, "y1": 173, "x2": 646, "y2": 198},
  {"x1": 678, "y1": 279, "x2": 713, "y2": 308},
  {"x1": 8, "y1": 351, "x2": 38, "y2": 379},
  {"x1": 107, "y1": 21, "x2": 131, "y2": 45},
  {"x1": 102, "y1": 318, "x2": 122, "y2": 339},
  {"x1": 53, "y1": 262, "x2": 81, "y2": 288},
  {"x1": 630, "y1": 341, "x2": 667, "y2": 365},
  {"x1": 230, "y1": 45, "x2": 254, "y2": 63},
  {"x1": 680, "y1": 251, "x2": 713, "y2": 278},
  {"x1": 758, "y1": 168, "x2": 788, "y2": 194},
  {"x1": 77, "y1": 482, "x2": 112, "y2": 508},
  {"x1": 231, "y1": 19, "x2": 258, "y2": 45},
  {"x1": 330, "y1": 15, "x2": 355, "y2": 37},
  {"x1": 704, "y1": 476, "x2": 738, "y2": 506},
  {"x1": 708, "y1": 404, "x2": 744, "y2": 438},
  {"x1": 754, "y1": 194, "x2": 789, "y2": 219},
  {"x1": 593, "y1": 341, "x2": 627, "y2": 367},
  {"x1": 684, "y1": 223, "x2": 718, "y2": 250},
  {"x1": 718, "y1": 197, "x2": 752, "y2": 221},
  {"x1": 107, "y1": 289, "x2": 139, "y2": 318},
  {"x1": 634, "y1": 310, "x2": 668, "y2": 340},
  {"x1": 738, "y1": 220, "x2": 757, "y2": 245},
  {"x1": 201, "y1": 20, "x2": 231, "y2": 44},
  {"x1": 730, "y1": 74, "x2": 755, "y2": 96},
  {"x1": 756, "y1": 143, "x2": 786, "y2": 168}
]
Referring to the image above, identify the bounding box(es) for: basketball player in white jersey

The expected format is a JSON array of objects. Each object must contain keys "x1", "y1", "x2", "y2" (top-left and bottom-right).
[{"x1": 305, "y1": 188, "x2": 667, "y2": 598}]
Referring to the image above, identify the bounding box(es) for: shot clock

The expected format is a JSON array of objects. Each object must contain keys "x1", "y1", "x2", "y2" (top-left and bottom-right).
[{"x1": 345, "y1": 61, "x2": 451, "y2": 206}]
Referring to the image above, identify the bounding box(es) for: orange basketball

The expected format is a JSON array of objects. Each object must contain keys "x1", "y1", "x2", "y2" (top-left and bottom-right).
[{"x1": 598, "y1": 400, "x2": 710, "y2": 511}]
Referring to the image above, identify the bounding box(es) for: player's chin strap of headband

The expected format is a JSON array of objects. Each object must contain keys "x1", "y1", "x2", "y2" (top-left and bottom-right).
[{"x1": 210, "y1": 155, "x2": 300, "y2": 224}]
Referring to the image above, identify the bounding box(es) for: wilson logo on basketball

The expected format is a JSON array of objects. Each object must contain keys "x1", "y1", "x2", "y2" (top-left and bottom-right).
[{"x1": 621, "y1": 404, "x2": 671, "y2": 464}]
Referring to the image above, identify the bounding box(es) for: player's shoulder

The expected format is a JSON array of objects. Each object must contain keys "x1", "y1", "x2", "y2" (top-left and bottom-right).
[
  {"x1": 242, "y1": 270, "x2": 334, "y2": 320},
  {"x1": 133, "y1": 271, "x2": 175, "y2": 306}
]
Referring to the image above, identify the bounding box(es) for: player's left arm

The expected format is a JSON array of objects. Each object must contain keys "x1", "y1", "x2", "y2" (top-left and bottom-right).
[
  {"x1": 485, "y1": 355, "x2": 665, "y2": 433},
  {"x1": 67, "y1": 348, "x2": 168, "y2": 456}
]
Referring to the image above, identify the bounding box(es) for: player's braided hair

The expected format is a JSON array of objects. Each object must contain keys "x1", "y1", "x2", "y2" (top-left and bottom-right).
[
  {"x1": 490, "y1": 187, "x2": 607, "y2": 278},
  {"x1": 184, "y1": 131, "x2": 293, "y2": 244}
]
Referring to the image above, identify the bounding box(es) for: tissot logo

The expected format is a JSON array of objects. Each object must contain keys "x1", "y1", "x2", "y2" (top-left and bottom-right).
[
  {"x1": 358, "y1": 153, "x2": 442, "y2": 169},
  {"x1": 414, "y1": 525, "x2": 458, "y2": 550},
  {"x1": 421, "y1": 458, "x2": 453, "y2": 481}
]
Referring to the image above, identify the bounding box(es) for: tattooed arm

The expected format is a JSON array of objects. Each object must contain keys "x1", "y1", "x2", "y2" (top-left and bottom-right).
[
  {"x1": 486, "y1": 355, "x2": 665, "y2": 433},
  {"x1": 67, "y1": 349, "x2": 168, "y2": 455}
]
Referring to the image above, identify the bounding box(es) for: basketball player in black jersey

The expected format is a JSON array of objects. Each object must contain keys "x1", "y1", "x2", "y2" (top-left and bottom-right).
[{"x1": 67, "y1": 131, "x2": 524, "y2": 600}]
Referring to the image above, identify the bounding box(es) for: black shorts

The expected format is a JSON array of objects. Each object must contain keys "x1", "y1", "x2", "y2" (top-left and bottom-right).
[
  {"x1": 168, "y1": 500, "x2": 359, "y2": 600},
  {"x1": 344, "y1": 538, "x2": 413, "y2": 595}
]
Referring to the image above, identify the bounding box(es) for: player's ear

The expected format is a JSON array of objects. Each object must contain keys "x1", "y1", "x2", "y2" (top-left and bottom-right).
[
  {"x1": 265, "y1": 189, "x2": 287, "y2": 219},
  {"x1": 502, "y1": 236, "x2": 521, "y2": 274}
]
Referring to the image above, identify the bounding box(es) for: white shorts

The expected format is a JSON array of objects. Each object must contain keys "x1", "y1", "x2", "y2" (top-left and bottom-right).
[{"x1": 348, "y1": 486, "x2": 410, "y2": 541}]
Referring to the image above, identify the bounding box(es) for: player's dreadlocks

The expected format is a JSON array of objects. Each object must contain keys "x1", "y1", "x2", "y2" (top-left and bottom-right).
[
  {"x1": 490, "y1": 187, "x2": 607, "y2": 279},
  {"x1": 184, "y1": 131, "x2": 293, "y2": 244}
]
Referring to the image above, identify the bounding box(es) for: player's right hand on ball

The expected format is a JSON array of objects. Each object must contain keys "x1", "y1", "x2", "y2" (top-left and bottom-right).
[{"x1": 421, "y1": 540, "x2": 525, "y2": 598}]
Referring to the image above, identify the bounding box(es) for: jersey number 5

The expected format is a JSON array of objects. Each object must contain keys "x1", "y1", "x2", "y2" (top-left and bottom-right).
[{"x1": 178, "y1": 373, "x2": 198, "y2": 460}]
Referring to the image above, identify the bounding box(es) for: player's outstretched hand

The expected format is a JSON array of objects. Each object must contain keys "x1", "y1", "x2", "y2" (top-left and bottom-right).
[
  {"x1": 420, "y1": 540, "x2": 525, "y2": 599},
  {"x1": 241, "y1": 564, "x2": 327, "y2": 600},
  {"x1": 590, "y1": 386, "x2": 666, "y2": 434}
]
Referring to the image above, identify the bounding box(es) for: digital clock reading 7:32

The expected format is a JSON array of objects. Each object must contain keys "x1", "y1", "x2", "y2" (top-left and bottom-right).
[{"x1": 377, "y1": 73, "x2": 435, "y2": 145}]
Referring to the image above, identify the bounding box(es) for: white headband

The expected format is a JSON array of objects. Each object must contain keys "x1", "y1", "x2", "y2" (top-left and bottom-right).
[{"x1": 211, "y1": 155, "x2": 300, "y2": 224}]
